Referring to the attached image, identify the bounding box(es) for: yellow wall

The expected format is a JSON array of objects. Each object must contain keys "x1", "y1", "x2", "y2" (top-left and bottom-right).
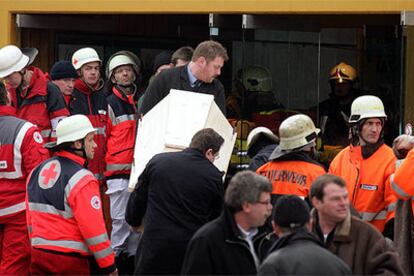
[{"x1": 1, "y1": 0, "x2": 414, "y2": 46}]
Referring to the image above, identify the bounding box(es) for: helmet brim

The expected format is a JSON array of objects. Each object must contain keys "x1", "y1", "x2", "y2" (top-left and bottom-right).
[
  {"x1": 21, "y1": 48, "x2": 38, "y2": 66},
  {"x1": 0, "y1": 55, "x2": 29, "y2": 78}
]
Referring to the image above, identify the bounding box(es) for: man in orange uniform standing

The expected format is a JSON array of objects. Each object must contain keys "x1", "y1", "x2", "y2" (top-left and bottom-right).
[
  {"x1": 329, "y1": 95, "x2": 396, "y2": 234},
  {"x1": 256, "y1": 114, "x2": 325, "y2": 203},
  {"x1": 26, "y1": 115, "x2": 117, "y2": 275},
  {"x1": 0, "y1": 83, "x2": 49, "y2": 275},
  {"x1": 70, "y1": 47, "x2": 108, "y2": 183},
  {"x1": 0, "y1": 45, "x2": 69, "y2": 142}
]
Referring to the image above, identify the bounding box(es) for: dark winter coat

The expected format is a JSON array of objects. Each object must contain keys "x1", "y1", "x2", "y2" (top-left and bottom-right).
[
  {"x1": 125, "y1": 148, "x2": 224, "y2": 275},
  {"x1": 258, "y1": 228, "x2": 351, "y2": 275},
  {"x1": 312, "y1": 211, "x2": 403, "y2": 275},
  {"x1": 139, "y1": 65, "x2": 226, "y2": 115},
  {"x1": 248, "y1": 144, "x2": 276, "y2": 172},
  {"x1": 394, "y1": 198, "x2": 414, "y2": 275},
  {"x1": 181, "y1": 205, "x2": 273, "y2": 275}
]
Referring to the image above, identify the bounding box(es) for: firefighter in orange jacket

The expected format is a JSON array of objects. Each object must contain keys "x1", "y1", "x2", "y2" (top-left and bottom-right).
[
  {"x1": 26, "y1": 115, "x2": 117, "y2": 275},
  {"x1": 0, "y1": 45, "x2": 69, "y2": 142},
  {"x1": 257, "y1": 114, "x2": 326, "y2": 203},
  {"x1": 391, "y1": 134, "x2": 414, "y2": 199},
  {"x1": 329, "y1": 95, "x2": 396, "y2": 234},
  {"x1": 0, "y1": 82, "x2": 49, "y2": 275},
  {"x1": 104, "y1": 51, "x2": 141, "y2": 273}
]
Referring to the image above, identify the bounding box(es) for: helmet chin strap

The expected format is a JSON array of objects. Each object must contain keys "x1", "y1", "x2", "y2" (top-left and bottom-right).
[{"x1": 69, "y1": 139, "x2": 89, "y2": 168}]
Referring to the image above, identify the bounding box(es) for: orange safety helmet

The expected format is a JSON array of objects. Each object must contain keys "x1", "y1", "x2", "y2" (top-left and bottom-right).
[{"x1": 329, "y1": 62, "x2": 357, "y2": 83}]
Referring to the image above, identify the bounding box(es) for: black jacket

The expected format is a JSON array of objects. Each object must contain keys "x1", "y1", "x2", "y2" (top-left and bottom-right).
[
  {"x1": 181, "y1": 205, "x2": 273, "y2": 275},
  {"x1": 258, "y1": 228, "x2": 351, "y2": 275},
  {"x1": 125, "y1": 148, "x2": 224, "y2": 275},
  {"x1": 139, "y1": 65, "x2": 226, "y2": 115},
  {"x1": 248, "y1": 144, "x2": 277, "y2": 172}
]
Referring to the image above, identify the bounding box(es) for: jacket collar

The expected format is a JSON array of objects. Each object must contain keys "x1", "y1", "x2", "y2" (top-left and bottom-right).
[
  {"x1": 311, "y1": 209, "x2": 352, "y2": 243},
  {"x1": 0, "y1": 105, "x2": 17, "y2": 116},
  {"x1": 55, "y1": 150, "x2": 87, "y2": 166},
  {"x1": 74, "y1": 78, "x2": 104, "y2": 95},
  {"x1": 268, "y1": 228, "x2": 322, "y2": 253},
  {"x1": 221, "y1": 204, "x2": 268, "y2": 243}
]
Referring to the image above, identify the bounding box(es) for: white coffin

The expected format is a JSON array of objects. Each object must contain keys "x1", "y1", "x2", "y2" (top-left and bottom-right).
[{"x1": 128, "y1": 89, "x2": 237, "y2": 191}]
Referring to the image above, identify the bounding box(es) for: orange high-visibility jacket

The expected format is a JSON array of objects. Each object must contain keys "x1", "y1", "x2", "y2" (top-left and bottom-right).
[
  {"x1": 257, "y1": 158, "x2": 325, "y2": 198},
  {"x1": 392, "y1": 149, "x2": 414, "y2": 200},
  {"x1": 329, "y1": 144, "x2": 397, "y2": 232}
]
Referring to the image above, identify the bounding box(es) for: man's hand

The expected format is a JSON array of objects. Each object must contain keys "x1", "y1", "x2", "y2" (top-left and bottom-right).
[
  {"x1": 108, "y1": 268, "x2": 118, "y2": 276},
  {"x1": 393, "y1": 134, "x2": 414, "y2": 159}
]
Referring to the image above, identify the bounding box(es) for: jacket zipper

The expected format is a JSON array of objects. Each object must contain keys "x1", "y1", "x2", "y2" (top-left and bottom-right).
[{"x1": 352, "y1": 167, "x2": 360, "y2": 206}]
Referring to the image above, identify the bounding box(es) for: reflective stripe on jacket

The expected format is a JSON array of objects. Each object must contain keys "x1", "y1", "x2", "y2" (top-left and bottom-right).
[
  {"x1": 329, "y1": 144, "x2": 397, "y2": 232},
  {"x1": 392, "y1": 149, "x2": 414, "y2": 200},
  {"x1": 69, "y1": 79, "x2": 107, "y2": 181},
  {"x1": 105, "y1": 87, "x2": 137, "y2": 178},
  {"x1": 0, "y1": 106, "x2": 49, "y2": 219},
  {"x1": 26, "y1": 151, "x2": 115, "y2": 270}
]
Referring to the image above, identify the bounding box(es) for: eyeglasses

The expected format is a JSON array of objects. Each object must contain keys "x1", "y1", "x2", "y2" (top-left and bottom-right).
[
  {"x1": 255, "y1": 200, "x2": 272, "y2": 206},
  {"x1": 214, "y1": 153, "x2": 220, "y2": 160}
]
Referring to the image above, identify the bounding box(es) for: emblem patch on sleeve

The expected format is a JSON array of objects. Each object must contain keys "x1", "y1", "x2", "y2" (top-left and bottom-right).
[
  {"x1": 33, "y1": 131, "x2": 44, "y2": 144},
  {"x1": 90, "y1": 195, "x2": 101, "y2": 210}
]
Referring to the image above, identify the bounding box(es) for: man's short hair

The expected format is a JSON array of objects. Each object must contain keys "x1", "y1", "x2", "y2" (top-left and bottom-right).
[
  {"x1": 189, "y1": 128, "x2": 224, "y2": 155},
  {"x1": 192, "y1": 40, "x2": 229, "y2": 63},
  {"x1": 225, "y1": 170, "x2": 272, "y2": 212},
  {"x1": 0, "y1": 82, "x2": 8, "y2": 106},
  {"x1": 171, "y1": 46, "x2": 194, "y2": 65},
  {"x1": 272, "y1": 195, "x2": 310, "y2": 229},
  {"x1": 310, "y1": 174, "x2": 346, "y2": 201}
]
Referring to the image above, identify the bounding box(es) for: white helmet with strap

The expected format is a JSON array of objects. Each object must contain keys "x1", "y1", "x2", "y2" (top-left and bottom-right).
[
  {"x1": 279, "y1": 114, "x2": 320, "y2": 150},
  {"x1": 0, "y1": 45, "x2": 29, "y2": 78},
  {"x1": 348, "y1": 95, "x2": 387, "y2": 124},
  {"x1": 45, "y1": 115, "x2": 96, "y2": 149},
  {"x1": 71, "y1": 47, "x2": 101, "y2": 70}
]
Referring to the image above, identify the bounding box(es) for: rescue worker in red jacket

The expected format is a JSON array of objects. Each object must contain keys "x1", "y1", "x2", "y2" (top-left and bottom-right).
[
  {"x1": 0, "y1": 82, "x2": 49, "y2": 275},
  {"x1": 0, "y1": 45, "x2": 70, "y2": 142},
  {"x1": 69, "y1": 47, "x2": 107, "y2": 182},
  {"x1": 104, "y1": 51, "x2": 141, "y2": 273},
  {"x1": 26, "y1": 114, "x2": 117, "y2": 275},
  {"x1": 50, "y1": 60, "x2": 78, "y2": 106},
  {"x1": 257, "y1": 114, "x2": 326, "y2": 204},
  {"x1": 329, "y1": 95, "x2": 397, "y2": 234}
]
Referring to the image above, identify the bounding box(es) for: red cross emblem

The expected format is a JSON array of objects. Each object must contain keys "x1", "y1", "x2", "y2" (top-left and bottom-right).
[
  {"x1": 41, "y1": 163, "x2": 58, "y2": 186},
  {"x1": 39, "y1": 160, "x2": 61, "y2": 189}
]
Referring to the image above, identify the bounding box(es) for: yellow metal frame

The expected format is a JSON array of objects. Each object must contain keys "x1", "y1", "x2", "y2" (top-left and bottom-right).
[
  {"x1": 1, "y1": 0, "x2": 414, "y2": 45},
  {"x1": 1, "y1": 0, "x2": 414, "y2": 123}
]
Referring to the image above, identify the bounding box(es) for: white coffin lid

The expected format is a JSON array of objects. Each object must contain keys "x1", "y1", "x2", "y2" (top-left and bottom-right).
[{"x1": 128, "y1": 89, "x2": 237, "y2": 191}]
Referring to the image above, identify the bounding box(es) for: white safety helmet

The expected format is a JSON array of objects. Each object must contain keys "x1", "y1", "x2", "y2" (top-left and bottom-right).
[
  {"x1": 247, "y1": 127, "x2": 278, "y2": 151},
  {"x1": 106, "y1": 54, "x2": 137, "y2": 79},
  {"x1": 238, "y1": 65, "x2": 272, "y2": 92},
  {"x1": 348, "y1": 95, "x2": 387, "y2": 124},
  {"x1": 279, "y1": 114, "x2": 320, "y2": 150},
  {"x1": 71, "y1": 47, "x2": 102, "y2": 70},
  {"x1": 46, "y1": 115, "x2": 96, "y2": 149},
  {"x1": 0, "y1": 45, "x2": 30, "y2": 78}
]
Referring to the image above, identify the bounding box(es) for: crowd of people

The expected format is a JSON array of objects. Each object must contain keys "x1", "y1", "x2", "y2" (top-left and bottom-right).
[{"x1": 0, "y1": 38, "x2": 412, "y2": 275}]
